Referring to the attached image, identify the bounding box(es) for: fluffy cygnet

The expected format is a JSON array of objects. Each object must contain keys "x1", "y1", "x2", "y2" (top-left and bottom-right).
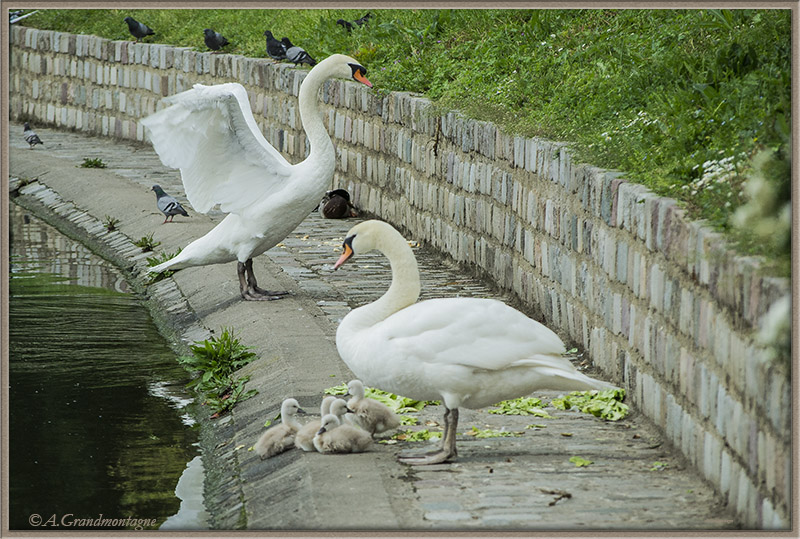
[
  {"x1": 346, "y1": 379, "x2": 401, "y2": 437},
  {"x1": 295, "y1": 397, "x2": 350, "y2": 451},
  {"x1": 313, "y1": 414, "x2": 372, "y2": 454},
  {"x1": 254, "y1": 398, "x2": 305, "y2": 459}
]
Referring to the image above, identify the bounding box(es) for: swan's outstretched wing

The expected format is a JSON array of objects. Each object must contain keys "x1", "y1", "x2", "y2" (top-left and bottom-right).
[
  {"x1": 371, "y1": 297, "x2": 571, "y2": 371},
  {"x1": 141, "y1": 82, "x2": 292, "y2": 216}
]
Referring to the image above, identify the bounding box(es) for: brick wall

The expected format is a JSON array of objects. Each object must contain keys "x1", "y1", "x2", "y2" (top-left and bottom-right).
[{"x1": 9, "y1": 25, "x2": 791, "y2": 528}]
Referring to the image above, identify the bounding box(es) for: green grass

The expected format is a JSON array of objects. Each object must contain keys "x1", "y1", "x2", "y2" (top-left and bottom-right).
[
  {"x1": 79, "y1": 157, "x2": 107, "y2": 168},
  {"x1": 19, "y1": 8, "x2": 791, "y2": 273}
]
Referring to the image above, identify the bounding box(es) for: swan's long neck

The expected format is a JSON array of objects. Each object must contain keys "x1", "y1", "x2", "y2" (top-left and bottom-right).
[
  {"x1": 283, "y1": 410, "x2": 301, "y2": 430},
  {"x1": 351, "y1": 233, "x2": 421, "y2": 328},
  {"x1": 298, "y1": 68, "x2": 334, "y2": 169}
]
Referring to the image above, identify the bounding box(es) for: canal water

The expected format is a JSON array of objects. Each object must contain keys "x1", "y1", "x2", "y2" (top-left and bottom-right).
[{"x1": 8, "y1": 202, "x2": 208, "y2": 531}]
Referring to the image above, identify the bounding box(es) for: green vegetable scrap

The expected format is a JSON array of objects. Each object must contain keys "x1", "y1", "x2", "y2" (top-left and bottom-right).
[
  {"x1": 569, "y1": 456, "x2": 593, "y2": 467},
  {"x1": 650, "y1": 461, "x2": 669, "y2": 471},
  {"x1": 324, "y1": 384, "x2": 438, "y2": 413},
  {"x1": 489, "y1": 397, "x2": 554, "y2": 418},
  {"x1": 550, "y1": 388, "x2": 629, "y2": 421},
  {"x1": 464, "y1": 427, "x2": 524, "y2": 439},
  {"x1": 391, "y1": 429, "x2": 442, "y2": 442}
]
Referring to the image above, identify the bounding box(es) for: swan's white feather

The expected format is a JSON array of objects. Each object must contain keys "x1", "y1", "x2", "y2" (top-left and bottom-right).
[
  {"x1": 141, "y1": 82, "x2": 291, "y2": 218},
  {"x1": 368, "y1": 297, "x2": 567, "y2": 369}
]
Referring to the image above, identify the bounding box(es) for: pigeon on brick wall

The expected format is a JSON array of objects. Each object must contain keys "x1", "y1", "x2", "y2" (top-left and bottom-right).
[
  {"x1": 203, "y1": 29, "x2": 230, "y2": 52},
  {"x1": 264, "y1": 30, "x2": 287, "y2": 60},
  {"x1": 152, "y1": 185, "x2": 189, "y2": 223},
  {"x1": 124, "y1": 16, "x2": 155, "y2": 42},
  {"x1": 281, "y1": 37, "x2": 316, "y2": 66},
  {"x1": 23, "y1": 123, "x2": 43, "y2": 149}
]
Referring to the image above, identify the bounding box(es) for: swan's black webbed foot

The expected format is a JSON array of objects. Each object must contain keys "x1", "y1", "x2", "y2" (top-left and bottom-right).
[{"x1": 397, "y1": 448, "x2": 455, "y2": 465}]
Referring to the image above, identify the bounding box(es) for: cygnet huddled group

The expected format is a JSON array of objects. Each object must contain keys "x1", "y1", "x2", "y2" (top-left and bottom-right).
[{"x1": 254, "y1": 379, "x2": 399, "y2": 459}]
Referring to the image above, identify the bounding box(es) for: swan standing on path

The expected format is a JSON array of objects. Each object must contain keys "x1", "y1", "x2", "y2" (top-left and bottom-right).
[
  {"x1": 333, "y1": 220, "x2": 617, "y2": 465},
  {"x1": 141, "y1": 54, "x2": 372, "y2": 300}
]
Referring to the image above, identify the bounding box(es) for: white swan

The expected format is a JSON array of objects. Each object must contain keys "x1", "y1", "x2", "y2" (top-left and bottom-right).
[
  {"x1": 294, "y1": 396, "x2": 350, "y2": 452},
  {"x1": 141, "y1": 54, "x2": 372, "y2": 300},
  {"x1": 312, "y1": 414, "x2": 372, "y2": 454},
  {"x1": 254, "y1": 398, "x2": 306, "y2": 459},
  {"x1": 333, "y1": 220, "x2": 617, "y2": 465},
  {"x1": 345, "y1": 379, "x2": 401, "y2": 437}
]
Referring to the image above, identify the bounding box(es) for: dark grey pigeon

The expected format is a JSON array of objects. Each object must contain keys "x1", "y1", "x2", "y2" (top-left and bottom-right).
[
  {"x1": 10, "y1": 10, "x2": 39, "y2": 24},
  {"x1": 152, "y1": 185, "x2": 189, "y2": 223},
  {"x1": 336, "y1": 18, "x2": 354, "y2": 32},
  {"x1": 281, "y1": 37, "x2": 316, "y2": 66},
  {"x1": 204, "y1": 28, "x2": 229, "y2": 52},
  {"x1": 124, "y1": 16, "x2": 155, "y2": 42},
  {"x1": 264, "y1": 30, "x2": 286, "y2": 60},
  {"x1": 337, "y1": 12, "x2": 372, "y2": 32},
  {"x1": 23, "y1": 122, "x2": 43, "y2": 149}
]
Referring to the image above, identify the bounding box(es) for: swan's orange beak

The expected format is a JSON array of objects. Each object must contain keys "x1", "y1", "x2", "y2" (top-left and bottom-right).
[
  {"x1": 334, "y1": 243, "x2": 353, "y2": 270},
  {"x1": 354, "y1": 70, "x2": 372, "y2": 88}
]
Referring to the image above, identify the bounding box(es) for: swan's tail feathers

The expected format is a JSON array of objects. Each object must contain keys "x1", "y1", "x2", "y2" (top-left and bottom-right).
[
  {"x1": 148, "y1": 255, "x2": 184, "y2": 274},
  {"x1": 538, "y1": 366, "x2": 618, "y2": 393}
]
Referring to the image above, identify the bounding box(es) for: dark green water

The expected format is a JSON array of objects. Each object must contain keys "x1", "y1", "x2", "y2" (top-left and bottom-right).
[{"x1": 8, "y1": 203, "x2": 206, "y2": 531}]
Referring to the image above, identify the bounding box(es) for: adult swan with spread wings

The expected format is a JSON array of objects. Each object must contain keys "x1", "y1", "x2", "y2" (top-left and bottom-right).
[{"x1": 141, "y1": 54, "x2": 371, "y2": 300}]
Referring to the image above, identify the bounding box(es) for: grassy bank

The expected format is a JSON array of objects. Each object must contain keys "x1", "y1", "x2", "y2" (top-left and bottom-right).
[{"x1": 17, "y1": 8, "x2": 792, "y2": 273}]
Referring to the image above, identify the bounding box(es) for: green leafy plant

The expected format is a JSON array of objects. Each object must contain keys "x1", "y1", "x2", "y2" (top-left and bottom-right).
[
  {"x1": 79, "y1": 157, "x2": 107, "y2": 168},
  {"x1": 134, "y1": 232, "x2": 161, "y2": 252},
  {"x1": 102, "y1": 215, "x2": 120, "y2": 231},
  {"x1": 145, "y1": 248, "x2": 181, "y2": 283},
  {"x1": 550, "y1": 388, "x2": 629, "y2": 421},
  {"x1": 489, "y1": 397, "x2": 553, "y2": 418},
  {"x1": 177, "y1": 328, "x2": 259, "y2": 418}
]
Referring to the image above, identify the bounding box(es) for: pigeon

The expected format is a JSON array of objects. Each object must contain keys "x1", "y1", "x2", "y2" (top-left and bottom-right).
[
  {"x1": 23, "y1": 123, "x2": 43, "y2": 149},
  {"x1": 264, "y1": 30, "x2": 286, "y2": 60},
  {"x1": 123, "y1": 16, "x2": 155, "y2": 42},
  {"x1": 319, "y1": 189, "x2": 358, "y2": 219},
  {"x1": 203, "y1": 29, "x2": 229, "y2": 52},
  {"x1": 152, "y1": 185, "x2": 189, "y2": 223},
  {"x1": 337, "y1": 12, "x2": 372, "y2": 32},
  {"x1": 281, "y1": 38, "x2": 316, "y2": 66},
  {"x1": 10, "y1": 10, "x2": 38, "y2": 24}
]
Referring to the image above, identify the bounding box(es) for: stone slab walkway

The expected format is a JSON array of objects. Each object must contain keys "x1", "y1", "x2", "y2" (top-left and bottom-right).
[{"x1": 7, "y1": 122, "x2": 739, "y2": 532}]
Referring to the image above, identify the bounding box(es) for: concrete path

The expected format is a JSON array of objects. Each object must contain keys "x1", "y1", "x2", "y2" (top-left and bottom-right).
[{"x1": 7, "y1": 123, "x2": 739, "y2": 532}]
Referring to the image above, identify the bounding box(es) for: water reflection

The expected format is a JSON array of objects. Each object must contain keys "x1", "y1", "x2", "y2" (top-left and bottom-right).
[{"x1": 9, "y1": 203, "x2": 208, "y2": 531}]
